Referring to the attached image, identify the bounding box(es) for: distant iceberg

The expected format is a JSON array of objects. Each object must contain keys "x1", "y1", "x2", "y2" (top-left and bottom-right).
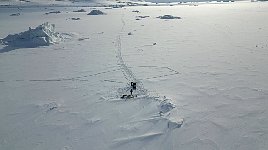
[{"x1": 87, "y1": 10, "x2": 106, "y2": 15}]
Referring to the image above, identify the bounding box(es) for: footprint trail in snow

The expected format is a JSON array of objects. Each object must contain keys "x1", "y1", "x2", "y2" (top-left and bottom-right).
[{"x1": 113, "y1": 14, "x2": 183, "y2": 133}]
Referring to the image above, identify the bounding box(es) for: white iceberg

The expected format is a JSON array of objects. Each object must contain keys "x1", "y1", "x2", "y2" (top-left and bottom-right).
[{"x1": 2, "y1": 22, "x2": 62, "y2": 48}]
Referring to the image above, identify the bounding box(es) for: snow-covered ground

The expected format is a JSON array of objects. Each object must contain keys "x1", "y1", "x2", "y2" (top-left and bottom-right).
[{"x1": 1, "y1": 1, "x2": 268, "y2": 150}]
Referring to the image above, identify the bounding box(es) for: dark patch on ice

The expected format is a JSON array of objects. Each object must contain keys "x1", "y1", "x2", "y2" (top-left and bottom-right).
[
  {"x1": 73, "y1": 9, "x2": 86, "y2": 12},
  {"x1": 18, "y1": 0, "x2": 30, "y2": 2},
  {"x1": 137, "y1": 15, "x2": 150, "y2": 19},
  {"x1": 43, "y1": 102, "x2": 58, "y2": 112},
  {"x1": 45, "y1": 11, "x2": 61, "y2": 15},
  {"x1": 157, "y1": 15, "x2": 181, "y2": 19},
  {"x1": 71, "y1": 17, "x2": 80, "y2": 20},
  {"x1": 49, "y1": 106, "x2": 57, "y2": 111},
  {"x1": 132, "y1": 10, "x2": 140, "y2": 13},
  {"x1": 110, "y1": 5, "x2": 124, "y2": 8},
  {"x1": 78, "y1": 37, "x2": 89, "y2": 41},
  {"x1": 10, "y1": 13, "x2": 20, "y2": 16}
]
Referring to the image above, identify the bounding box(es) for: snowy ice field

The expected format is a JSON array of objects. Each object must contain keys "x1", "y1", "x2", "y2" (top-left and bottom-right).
[{"x1": 1, "y1": 1, "x2": 268, "y2": 150}]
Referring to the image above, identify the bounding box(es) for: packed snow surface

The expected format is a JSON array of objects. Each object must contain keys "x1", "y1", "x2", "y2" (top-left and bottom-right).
[{"x1": 1, "y1": 1, "x2": 268, "y2": 150}]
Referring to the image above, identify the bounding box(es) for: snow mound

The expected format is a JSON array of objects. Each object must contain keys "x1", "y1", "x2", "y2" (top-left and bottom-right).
[
  {"x1": 159, "y1": 97, "x2": 175, "y2": 113},
  {"x1": 1, "y1": 22, "x2": 62, "y2": 48},
  {"x1": 168, "y1": 117, "x2": 183, "y2": 129},
  {"x1": 155, "y1": 96, "x2": 183, "y2": 128},
  {"x1": 10, "y1": 13, "x2": 20, "y2": 16},
  {"x1": 157, "y1": 15, "x2": 181, "y2": 19},
  {"x1": 43, "y1": 102, "x2": 59, "y2": 112},
  {"x1": 87, "y1": 10, "x2": 106, "y2": 15}
]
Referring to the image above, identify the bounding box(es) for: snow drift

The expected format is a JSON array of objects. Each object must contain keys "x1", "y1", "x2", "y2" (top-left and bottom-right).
[{"x1": 1, "y1": 22, "x2": 62, "y2": 48}]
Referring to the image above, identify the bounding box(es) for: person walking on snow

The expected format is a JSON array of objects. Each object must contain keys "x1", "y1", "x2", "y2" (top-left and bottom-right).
[{"x1": 130, "y1": 89, "x2": 133, "y2": 95}]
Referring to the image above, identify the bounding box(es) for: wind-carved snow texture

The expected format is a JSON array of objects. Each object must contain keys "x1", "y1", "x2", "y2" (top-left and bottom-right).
[{"x1": 114, "y1": 14, "x2": 183, "y2": 129}]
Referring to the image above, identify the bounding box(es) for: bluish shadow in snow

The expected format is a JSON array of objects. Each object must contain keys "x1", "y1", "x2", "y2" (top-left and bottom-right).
[
  {"x1": 0, "y1": 42, "x2": 44, "y2": 53},
  {"x1": 0, "y1": 45, "x2": 18, "y2": 53}
]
